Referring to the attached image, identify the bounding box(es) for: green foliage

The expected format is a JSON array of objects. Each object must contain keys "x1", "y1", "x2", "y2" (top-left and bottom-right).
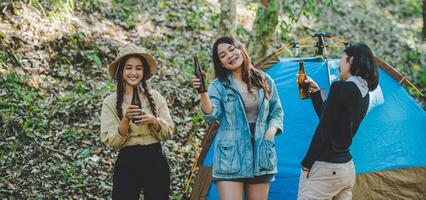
[
  {"x1": 402, "y1": 1, "x2": 422, "y2": 17},
  {"x1": 60, "y1": 161, "x2": 85, "y2": 187},
  {"x1": 249, "y1": 0, "x2": 335, "y2": 60},
  {"x1": 186, "y1": 10, "x2": 209, "y2": 30},
  {"x1": 279, "y1": 0, "x2": 334, "y2": 38},
  {"x1": 379, "y1": 0, "x2": 422, "y2": 17},
  {"x1": 109, "y1": 0, "x2": 141, "y2": 29},
  {"x1": 209, "y1": 12, "x2": 220, "y2": 29},
  {"x1": 29, "y1": 0, "x2": 75, "y2": 18},
  {"x1": 61, "y1": 127, "x2": 83, "y2": 143},
  {"x1": 399, "y1": 50, "x2": 426, "y2": 98},
  {"x1": 4, "y1": 0, "x2": 101, "y2": 16},
  {"x1": 255, "y1": 0, "x2": 279, "y2": 35},
  {"x1": 78, "y1": 148, "x2": 91, "y2": 158},
  {"x1": 78, "y1": 0, "x2": 101, "y2": 11},
  {"x1": 0, "y1": 53, "x2": 6, "y2": 67},
  {"x1": 81, "y1": 50, "x2": 102, "y2": 68},
  {"x1": 0, "y1": 70, "x2": 47, "y2": 142}
]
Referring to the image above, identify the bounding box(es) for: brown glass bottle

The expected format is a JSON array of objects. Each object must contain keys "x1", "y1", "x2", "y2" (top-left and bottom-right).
[
  {"x1": 298, "y1": 60, "x2": 310, "y2": 99},
  {"x1": 193, "y1": 55, "x2": 207, "y2": 93},
  {"x1": 131, "y1": 85, "x2": 142, "y2": 123}
]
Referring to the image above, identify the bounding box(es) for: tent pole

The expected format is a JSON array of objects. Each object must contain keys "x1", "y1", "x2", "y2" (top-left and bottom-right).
[
  {"x1": 326, "y1": 58, "x2": 332, "y2": 86},
  {"x1": 374, "y1": 57, "x2": 424, "y2": 97}
]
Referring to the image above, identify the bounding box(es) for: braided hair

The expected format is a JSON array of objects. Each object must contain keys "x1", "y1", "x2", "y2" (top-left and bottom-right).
[{"x1": 141, "y1": 79, "x2": 158, "y2": 117}]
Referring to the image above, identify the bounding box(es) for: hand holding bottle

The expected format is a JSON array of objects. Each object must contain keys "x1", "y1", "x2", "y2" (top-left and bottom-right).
[
  {"x1": 118, "y1": 105, "x2": 143, "y2": 136},
  {"x1": 134, "y1": 110, "x2": 159, "y2": 126},
  {"x1": 192, "y1": 75, "x2": 205, "y2": 93},
  {"x1": 193, "y1": 55, "x2": 207, "y2": 93},
  {"x1": 304, "y1": 76, "x2": 320, "y2": 93},
  {"x1": 124, "y1": 105, "x2": 143, "y2": 122}
]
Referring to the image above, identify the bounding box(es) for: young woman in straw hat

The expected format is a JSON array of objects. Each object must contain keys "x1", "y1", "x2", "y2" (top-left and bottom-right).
[{"x1": 100, "y1": 44, "x2": 174, "y2": 200}]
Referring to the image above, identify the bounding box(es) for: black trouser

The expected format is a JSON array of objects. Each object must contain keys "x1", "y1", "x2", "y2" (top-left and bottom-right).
[{"x1": 112, "y1": 143, "x2": 170, "y2": 200}]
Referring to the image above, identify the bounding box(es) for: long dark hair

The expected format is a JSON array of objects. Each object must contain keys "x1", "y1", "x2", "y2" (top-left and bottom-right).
[
  {"x1": 212, "y1": 36, "x2": 271, "y2": 98},
  {"x1": 115, "y1": 55, "x2": 158, "y2": 120},
  {"x1": 344, "y1": 43, "x2": 379, "y2": 91}
]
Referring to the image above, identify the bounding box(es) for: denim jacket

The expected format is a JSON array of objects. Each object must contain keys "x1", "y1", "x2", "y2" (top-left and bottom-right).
[{"x1": 201, "y1": 71, "x2": 284, "y2": 179}]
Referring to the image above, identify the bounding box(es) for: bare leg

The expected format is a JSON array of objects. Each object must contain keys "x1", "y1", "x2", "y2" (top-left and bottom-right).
[
  {"x1": 216, "y1": 181, "x2": 244, "y2": 200},
  {"x1": 245, "y1": 183, "x2": 270, "y2": 200}
]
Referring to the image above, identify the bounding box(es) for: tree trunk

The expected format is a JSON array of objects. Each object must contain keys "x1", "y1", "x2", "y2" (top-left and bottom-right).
[
  {"x1": 247, "y1": 0, "x2": 279, "y2": 63},
  {"x1": 423, "y1": 0, "x2": 426, "y2": 39},
  {"x1": 260, "y1": 0, "x2": 268, "y2": 6},
  {"x1": 218, "y1": 0, "x2": 237, "y2": 37}
]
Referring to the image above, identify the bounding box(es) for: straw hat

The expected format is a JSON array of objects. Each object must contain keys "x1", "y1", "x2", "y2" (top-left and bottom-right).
[{"x1": 108, "y1": 44, "x2": 157, "y2": 79}]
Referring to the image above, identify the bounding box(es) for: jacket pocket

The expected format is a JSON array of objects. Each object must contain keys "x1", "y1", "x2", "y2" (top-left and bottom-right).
[
  {"x1": 222, "y1": 93, "x2": 238, "y2": 126},
  {"x1": 215, "y1": 140, "x2": 241, "y2": 174},
  {"x1": 259, "y1": 140, "x2": 276, "y2": 171},
  {"x1": 223, "y1": 93, "x2": 237, "y2": 115}
]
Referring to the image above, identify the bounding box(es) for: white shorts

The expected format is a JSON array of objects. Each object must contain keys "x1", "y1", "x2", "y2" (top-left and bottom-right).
[{"x1": 298, "y1": 160, "x2": 356, "y2": 200}]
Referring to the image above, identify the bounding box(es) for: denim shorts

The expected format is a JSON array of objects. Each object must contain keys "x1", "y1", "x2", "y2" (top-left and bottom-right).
[
  {"x1": 213, "y1": 174, "x2": 275, "y2": 184},
  {"x1": 213, "y1": 123, "x2": 275, "y2": 183}
]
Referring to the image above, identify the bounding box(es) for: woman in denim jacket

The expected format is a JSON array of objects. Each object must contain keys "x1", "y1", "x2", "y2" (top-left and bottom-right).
[{"x1": 192, "y1": 37, "x2": 284, "y2": 200}]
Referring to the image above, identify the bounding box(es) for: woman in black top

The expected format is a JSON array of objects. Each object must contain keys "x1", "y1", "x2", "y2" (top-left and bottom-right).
[{"x1": 298, "y1": 44, "x2": 379, "y2": 200}]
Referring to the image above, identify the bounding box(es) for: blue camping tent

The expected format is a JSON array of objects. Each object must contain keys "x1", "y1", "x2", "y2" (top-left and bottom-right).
[{"x1": 202, "y1": 57, "x2": 426, "y2": 200}]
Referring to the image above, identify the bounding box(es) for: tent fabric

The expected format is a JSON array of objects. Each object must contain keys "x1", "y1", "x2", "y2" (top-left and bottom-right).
[
  {"x1": 353, "y1": 167, "x2": 426, "y2": 200},
  {"x1": 191, "y1": 166, "x2": 213, "y2": 200},
  {"x1": 203, "y1": 58, "x2": 426, "y2": 200}
]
